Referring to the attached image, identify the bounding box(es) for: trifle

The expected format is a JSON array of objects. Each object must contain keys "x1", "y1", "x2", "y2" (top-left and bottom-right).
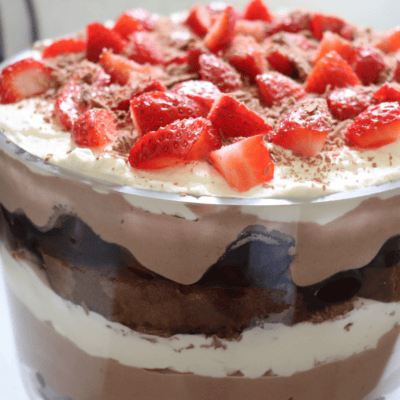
[{"x1": 1, "y1": 0, "x2": 400, "y2": 399}]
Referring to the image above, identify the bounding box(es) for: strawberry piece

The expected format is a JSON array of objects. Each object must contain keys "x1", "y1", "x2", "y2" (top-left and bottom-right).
[
  {"x1": 243, "y1": 0, "x2": 273, "y2": 23},
  {"x1": 269, "y1": 10, "x2": 312, "y2": 36},
  {"x1": 208, "y1": 94, "x2": 272, "y2": 138},
  {"x1": 71, "y1": 109, "x2": 118, "y2": 148},
  {"x1": 225, "y1": 35, "x2": 266, "y2": 79},
  {"x1": 130, "y1": 91, "x2": 209, "y2": 136},
  {"x1": 266, "y1": 49, "x2": 296, "y2": 77},
  {"x1": 373, "y1": 83, "x2": 400, "y2": 104},
  {"x1": 185, "y1": 5, "x2": 212, "y2": 37},
  {"x1": 305, "y1": 51, "x2": 360, "y2": 94},
  {"x1": 165, "y1": 52, "x2": 189, "y2": 66},
  {"x1": 129, "y1": 117, "x2": 221, "y2": 170},
  {"x1": 234, "y1": 20, "x2": 268, "y2": 43},
  {"x1": 0, "y1": 58, "x2": 52, "y2": 104},
  {"x1": 351, "y1": 46, "x2": 385, "y2": 86},
  {"x1": 187, "y1": 47, "x2": 206, "y2": 72},
  {"x1": 171, "y1": 80, "x2": 221, "y2": 109},
  {"x1": 206, "y1": 2, "x2": 242, "y2": 22},
  {"x1": 204, "y1": 5, "x2": 237, "y2": 54},
  {"x1": 126, "y1": 31, "x2": 165, "y2": 65},
  {"x1": 112, "y1": 9, "x2": 158, "y2": 39},
  {"x1": 86, "y1": 22, "x2": 127, "y2": 63},
  {"x1": 209, "y1": 135, "x2": 274, "y2": 192},
  {"x1": 272, "y1": 102, "x2": 332, "y2": 157},
  {"x1": 42, "y1": 37, "x2": 86, "y2": 58},
  {"x1": 256, "y1": 72, "x2": 306, "y2": 107},
  {"x1": 345, "y1": 102, "x2": 400, "y2": 148},
  {"x1": 54, "y1": 80, "x2": 90, "y2": 131},
  {"x1": 327, "y1": 88, "x2": 372, "y2": 120},
  {"x1": 393, "y1": 57, "x2": 400, "y2": 83},
  {"x1": 375, "y1": 26, "x2": 400, "y2": 54},
  {"x1": 198, "y1": 53, "x2": 243, "y2": 92},
  {"x1": 313, "y1": 31, "x2": 355, "y2": 64},
  {"x1": 99, "y1": 51, "x2": 153, "y2": 85},
  {"x1": 311, "y1": 13, "x2": 353, "y2": 41}
]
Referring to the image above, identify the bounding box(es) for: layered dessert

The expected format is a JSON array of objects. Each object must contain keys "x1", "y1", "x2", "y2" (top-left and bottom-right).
[{"x1": 1, "y1": 1, "x2": 400, "y2": 399}]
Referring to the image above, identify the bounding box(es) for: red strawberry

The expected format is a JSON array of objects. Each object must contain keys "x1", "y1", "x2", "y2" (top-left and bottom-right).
[
  {"x1": 234, "y1": 20, "x2": 268, "y2": 42},
  {"x1": 171, "y1": 80, "x2": 221, "y2": 109},
  {"x1": 165, "y1": 52, "x2": 189, "y2": 66},
  {"x1": 243, "y1": 0, "x2": 273, "y2": 23},
  {"x1": 42, "y1": 37, "x2": 86, "y2": 58},
  {"x1": 351, "y1": 46, "x2": 385, "y2": 86},
  {"x1": 272, "y1": 102, "x2": 332, "y2": 157},
  {"x1": 345, "y1": 102, "x2": 400, "y2": 148},
  {"x1": 86, "y1": 22, "x2": 127, "y2": 62},
  {"x1": 186, "y1": 47, "x2": 206, "y2": 72},
  {"x1": 311, "y1": 13, "x2": 353, "y2": 40},
  {"x1": 185, "y1": 4, "x2": 212, "y2": 37},
  {"x1": 327, "y1": 88, "x2": 372, "y2": 120},
  {"x1": 130, "y1": 91, "x2": 210, "y2": 136},
  {"x1": 375, "y1": 26, "x2": 400, "y2": 54},
  {"x1": 313, "y1": 31, "x2": 354, "y2": 64},
  {"x1": 204, "y1": 5, "x2": 237, "y2": 54},
  {"x1": 71, "y1": 109, "x2": 118, "y2": 148},
  {"x1": 393, "y1": 57, "x2": 400, "y2": 83},
  {"x1": 112, "y1": 9, "x2": 158, "y2": 39},
  {"x1": 126, "y1": 31, "x2": 165, "y2": 65},
  {"x1": 206, "y1": 2, "x2": 242, "y2": 21},
  {"x1": 269, "y1": 10, "x2": 312, "y2": 35},
  {"x1": 54, "y1": 80, "x2": 90, "y2": 130},
  {"x1": 129, "y1": 117, "x2": 221, "y2": 170},
  {"x1": 209, "y1": 135, "x2": 274, "y2": 192},
  {"x1": 256, "y1": 72, "x2": 306, "y2": 107},
  {"x1": 373, "y1": 83, "x2": 400, "y2": 104},
  {"x1": 305, "y1": 51, "x2": 360, "y2": 94},
  {"x1": 198, "y1": 53, "x2": 243, "y2": 92},
  {"x1": 225, "y1": 35, "x2": 266, "y2": 79},
  {"x1": 99, "y1": 51, "x2": 154, "y2": 85},
  {"x1": 266, "y1": 49, "x2": 296, "y2": 77},
  {"x1": 0, "y1": 58, "x2": 52, "y2": 104},
  {"x1": 208, "y1": 94, "x2": 272, "y2": 138}
]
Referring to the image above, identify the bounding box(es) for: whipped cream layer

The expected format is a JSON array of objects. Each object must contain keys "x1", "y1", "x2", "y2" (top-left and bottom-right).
[{"x1": 3, "y1": 245, "x2": 400, "y2": 379}]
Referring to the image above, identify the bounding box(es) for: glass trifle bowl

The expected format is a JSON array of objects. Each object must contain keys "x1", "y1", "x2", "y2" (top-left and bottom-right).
[{"x1": 2, "y1": 1, "x2": 400, "y2": 399}]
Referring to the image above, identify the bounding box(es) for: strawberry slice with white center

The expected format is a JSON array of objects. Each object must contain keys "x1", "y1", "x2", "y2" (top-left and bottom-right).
[
  {"x1": 272, "y1": 101, "x2": 332, "y2": 157},
  {"x1": 208, "y1": 94, "x2": 272, "y2": 139},
  {"x1": 209, "y1": 135, "x2": 274, "y2": 192},
  {"x1": 72, "y1": 109, "x2": 118, "y2": 148},
  {"x1": 171, "y1": 80, "x2": 221, "y2": 109},
  {"x1": 0, "y1": 58, "x2": 52, "y2": 104},
  {"x1": 130, "y1": 91, "x2": 210, "y2": 136},
  {"x1": 129, "y1": 117, "x2": 221, "y2": 170},
  {"x1": 345, "y1": 102, "x2": 400, "y2": 149}
]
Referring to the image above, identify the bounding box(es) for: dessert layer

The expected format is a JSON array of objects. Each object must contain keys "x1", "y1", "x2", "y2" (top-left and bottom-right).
[{"x1": 7, "y1": 279, "x2": 400, "y2": 400}]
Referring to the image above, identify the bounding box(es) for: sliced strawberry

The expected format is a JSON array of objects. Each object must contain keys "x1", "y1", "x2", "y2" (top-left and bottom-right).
[
  {"x1": 42, "y1": 37, "x2": 86, "y2": 58},
  {"x1": 208, "y1": 94, "x2": 272, "y2": 138},
  {"x1": 185, "y1": 4, "x2": 212, "y2": 37},
  {"x1": 198, "y1": 53, "x2": 243, "y2": 92},
  {"x1": 345, "y1": 102, "x2": 400, "y2": 148},
  {"x1": 243, "y1": 0, "x2": 273, "y2": 23},
  {"x1": 0, "y1": 58, "x2": 52, "y2": 104},
  {"x1": 234, "y1": 20, "x2": 268, "y2": 42},
  {"x1": 206, "y1": 2, "x2": 242, "y2": 22},
  {"x1": 126, "y1": 31, "x2": 165, "y2": 65},
  {"x1": 99, "y1": 51, "x2": 153, "y2": 85},
  {"x1": 129, "y1": 117, "x2": 221, "y2": 170},
  {"x1": 130, "y1": 91, "x2": 209, "y2": 136},
  {"x1": 171, "y1": 80, "x2": 221, "y2": 109},
  {"x1": 351, "y1": 46, "x2": 385, "y2": 86},
  {"x1": 165, "y1": 52, "x2": 189, "y2": 66},
  {"x1": 186, "y1": 47, "x2": 206, "y2": 72},
  {"x1": 71, "y1": 109, "x2": 118, "y2": 148},
  {"x1": 313, "y1": 31, "x2": 355, "y2": 64},
  {"x1": 375, "y1": 26, "x2": 400, "y2": 54},
  {"x1": 272, "y1": 102, "x2": 332, "y2": 157},
  {"x1": 266, "y1": 49, "x2": 296, "y2": 77},
  {"x1": 305, "y1": 51, "x2": 360, "y2": 94},
  {"x1": 327, "y1": 88, "x2": 372, "y2": 120},
  {"x1": 204, "y1": 5, "x2": 237, "y2": 54},
  {"x1": 373, "y1": 83, "x2": 400, "y2": 104},
  {"x1": 311, "y1": 13, "x2": 353, "y2": 41},
  {"x1": 86, "y1": 22, "x2": 127, "y2": 63},
  {"x1": 209, "y1": 135, "x2": 274, "y2": 192},
  {"x1": 269, "y1": 10, "x2": 312, "y2": 36},
  {"x1": 393, "y1": 57, "x2": 400, "y2": 83},
  {"x1": 112, "y1": 9, "x2": 158, "y2": 39},
  {"x1": 256, "y1": 72, "x2": 306, "y2": 107},
  {"x1": 225, "y1": 35, "x2": 266, "y2": 79}
]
